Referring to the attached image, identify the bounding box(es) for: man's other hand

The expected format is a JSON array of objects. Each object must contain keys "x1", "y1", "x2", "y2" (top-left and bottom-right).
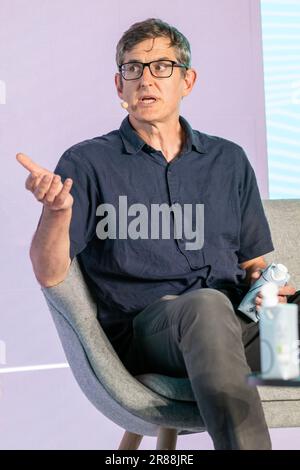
[
  {"x1": 255, "y1": 284, "x2": 296, "y2": 311},
  {"x1": 247, "y1": 264, "x2": 296, "y2": 311}
]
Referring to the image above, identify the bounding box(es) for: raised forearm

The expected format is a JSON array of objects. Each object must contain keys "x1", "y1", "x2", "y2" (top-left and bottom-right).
[
  {"x1": 30, "y1": 207, "x2": 72, "y2": 287},
  {"x1": 17, "y1": 152, "x2": 74, "y2": 287}
]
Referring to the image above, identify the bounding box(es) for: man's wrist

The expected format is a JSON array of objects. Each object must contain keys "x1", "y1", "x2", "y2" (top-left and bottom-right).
[
  {"x1": 43, "y1": 206, "x2": 72, "y2": 219},
  {"x1": 246, "y1": 264, "x2": 266, "y2": 286}
]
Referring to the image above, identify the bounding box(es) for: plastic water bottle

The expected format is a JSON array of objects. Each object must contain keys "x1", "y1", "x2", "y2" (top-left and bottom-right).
[
  {"x1": 259, "y1": 282, "x2": 299, "y2": 380},
  {"x1": 238, "y1": 263, "x2": 290, "y2": 322}
]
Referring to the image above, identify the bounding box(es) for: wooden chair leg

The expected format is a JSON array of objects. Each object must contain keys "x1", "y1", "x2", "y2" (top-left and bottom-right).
[
  {"x1": 156, "y1": 427, "x2": 178, "y2": 450},
  {"x1": 118, "y1": 430, "x2": 143, "y2": 450}
]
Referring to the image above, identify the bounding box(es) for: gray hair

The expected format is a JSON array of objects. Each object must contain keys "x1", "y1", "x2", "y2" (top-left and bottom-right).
[{"x1": 116, "y1": 18, "x2": 191, "y2": 69}]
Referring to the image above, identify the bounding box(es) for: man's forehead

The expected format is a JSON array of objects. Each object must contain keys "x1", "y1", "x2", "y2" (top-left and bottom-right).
[{"x1": 124, "y1": 37, "x2": 176, "y2": 61}]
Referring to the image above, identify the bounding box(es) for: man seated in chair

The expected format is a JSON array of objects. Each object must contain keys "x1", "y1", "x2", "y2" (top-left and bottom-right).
[{"x1": 17, "y1": 18, "x2": 299, "y2": 450}]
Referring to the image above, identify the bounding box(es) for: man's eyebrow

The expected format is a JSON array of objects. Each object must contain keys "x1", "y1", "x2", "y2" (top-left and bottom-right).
[{"x1": 125, "y1": 57, "x2": 174, "y2": 63}]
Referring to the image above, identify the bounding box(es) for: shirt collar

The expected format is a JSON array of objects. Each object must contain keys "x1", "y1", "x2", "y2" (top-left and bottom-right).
[{"x1": 119, "y1": 115, "x2": 206, "y2": 155}]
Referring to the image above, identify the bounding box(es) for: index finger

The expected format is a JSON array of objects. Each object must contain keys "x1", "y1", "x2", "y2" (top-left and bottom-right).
[{"x1": 16, "y1": 153, "x2": 43, "y2": 174}]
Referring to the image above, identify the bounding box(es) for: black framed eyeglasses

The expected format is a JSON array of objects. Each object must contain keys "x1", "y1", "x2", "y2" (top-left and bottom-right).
[{"x1": 118, "y1": 60, "x2": 188, "y2": 80}]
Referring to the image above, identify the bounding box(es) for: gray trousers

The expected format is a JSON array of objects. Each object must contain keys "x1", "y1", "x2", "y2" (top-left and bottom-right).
[{"x1": 120, "y1": 288, "x2": 271, "y2": 450}]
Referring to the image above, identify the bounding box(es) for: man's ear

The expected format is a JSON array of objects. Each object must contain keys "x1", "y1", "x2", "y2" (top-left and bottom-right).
[
  {"x1": 182, "y1": 68, "x2": 197, "y2": 98},
  {"x1": 115, "y1": 73, "x2": 124, "y2": 99}
]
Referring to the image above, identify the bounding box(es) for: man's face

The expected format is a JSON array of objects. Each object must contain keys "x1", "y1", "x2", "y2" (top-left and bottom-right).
[{"x1": 115, "y1": 37, "x2": 196, "y2": 124}]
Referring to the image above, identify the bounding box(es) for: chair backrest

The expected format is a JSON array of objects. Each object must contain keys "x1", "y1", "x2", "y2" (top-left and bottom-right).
[{"x1": 262, "y1": 199, "x2": 300, "y2": 289}]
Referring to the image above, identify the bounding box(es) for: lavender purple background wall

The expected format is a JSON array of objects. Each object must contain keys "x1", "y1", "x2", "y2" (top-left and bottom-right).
[{"x1": 0, "y1": 0, "x2": 298, "y2": 449}]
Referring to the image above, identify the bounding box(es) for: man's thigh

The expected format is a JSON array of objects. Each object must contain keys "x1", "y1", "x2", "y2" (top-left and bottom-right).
[{"x1": 122, "y1": 288, "x2": 244, "y2": 376}]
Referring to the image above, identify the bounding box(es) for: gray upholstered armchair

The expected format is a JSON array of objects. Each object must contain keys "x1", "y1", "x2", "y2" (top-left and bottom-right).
[{"x1": 41, "y1": 199, "x2": 300, "y2": 450}]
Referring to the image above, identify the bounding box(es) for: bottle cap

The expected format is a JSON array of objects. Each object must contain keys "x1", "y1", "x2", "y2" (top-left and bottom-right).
[
  {"x1": 261, "y1": 282, "x2": 279, "y2": 308},
  {"x1": 271, "y1": 263, "x2": 288, "y2": 281}
]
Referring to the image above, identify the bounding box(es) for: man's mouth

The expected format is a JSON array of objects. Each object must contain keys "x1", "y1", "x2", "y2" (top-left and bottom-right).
[{"x1": 139, "y1": 96, "x2": 158, "y2": 104}]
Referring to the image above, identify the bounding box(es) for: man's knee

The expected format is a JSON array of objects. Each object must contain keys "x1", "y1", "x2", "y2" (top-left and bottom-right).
[
  {"x1": 180, "y1": 288, "x2": 233, "y2": 317},
  {"x1": 174, "y1": 288, "x2": 239, "y2": 336}
]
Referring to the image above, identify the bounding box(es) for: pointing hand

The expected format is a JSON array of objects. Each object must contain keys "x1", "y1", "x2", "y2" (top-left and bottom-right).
[{"x1": 16, "y1": 153, "x2": 73, "y2": 211}]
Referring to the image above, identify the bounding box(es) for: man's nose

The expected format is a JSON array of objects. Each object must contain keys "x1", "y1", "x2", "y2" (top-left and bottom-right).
[{"x1": 140, "y1": 64, "x2": 154, "y2": 84}]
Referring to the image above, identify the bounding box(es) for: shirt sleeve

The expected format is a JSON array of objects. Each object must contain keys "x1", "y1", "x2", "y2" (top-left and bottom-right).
[
  {"x1": 236, "y1": 149, "x2": 274, "y2": 263},
  {"x1": 54, "y1": 149, "x2": 99, "y2": 260}
]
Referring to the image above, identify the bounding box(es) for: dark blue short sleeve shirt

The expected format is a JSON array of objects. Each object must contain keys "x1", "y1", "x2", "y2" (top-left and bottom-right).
[{"x1": 54, "y1": 115, "x2": 274, "y2": 330}]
